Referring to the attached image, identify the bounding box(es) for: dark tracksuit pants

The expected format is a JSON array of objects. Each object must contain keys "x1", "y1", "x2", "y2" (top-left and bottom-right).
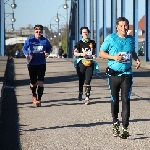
[{"x1": 108, "y1": 74, "x2": 133, "y2": 127}]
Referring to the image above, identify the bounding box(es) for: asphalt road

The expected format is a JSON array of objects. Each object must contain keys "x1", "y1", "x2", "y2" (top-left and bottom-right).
[{"x1": 0, "y1": 58, "x2": 150, "y2": 150}]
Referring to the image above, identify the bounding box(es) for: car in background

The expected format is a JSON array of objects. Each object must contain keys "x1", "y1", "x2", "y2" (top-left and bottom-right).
[
  {"x1": 47, "y1": 53, "x2": 58, "y2": 58},
  {"x1": 138, "y1": 48, "x2": 145, "y2": 56}
]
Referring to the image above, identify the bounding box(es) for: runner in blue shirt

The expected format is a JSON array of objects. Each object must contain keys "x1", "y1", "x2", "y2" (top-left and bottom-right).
[
  {"x1": 22, "y1": 24, "x2": 52, "y2": 107},
  {"x1": 99, "y1": 17, "x2": 140, "y2": 139}
]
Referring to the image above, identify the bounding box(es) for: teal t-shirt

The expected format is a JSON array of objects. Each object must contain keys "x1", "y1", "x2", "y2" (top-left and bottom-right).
[{"x1": 100, "y1": 33, "x2": 135, "y2": 75}]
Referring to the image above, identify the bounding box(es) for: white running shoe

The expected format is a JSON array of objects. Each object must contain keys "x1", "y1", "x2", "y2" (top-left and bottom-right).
[{"x1": 85, "y1": 97, "x2": 90, "y2": 105}]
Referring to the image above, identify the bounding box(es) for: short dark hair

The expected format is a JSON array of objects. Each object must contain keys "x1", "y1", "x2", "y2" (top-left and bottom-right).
[
  {"x1": 34, "y1": 24, "x2": 43, "y2": 30},
  {"x1": 116, "y1": 17, "x2": 129, "y2": 26},
  {"x1": 80, "y1": 27, "x2": 90, "y2": 34}
]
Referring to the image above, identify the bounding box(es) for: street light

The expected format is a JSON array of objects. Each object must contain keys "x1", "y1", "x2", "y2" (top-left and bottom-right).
[
  {"x1": 49, "y1": 16, "x2": 60, "y2": 47},
  {"x1": 4, "y1": 0, "x2": 17, "y2": 29},
  {"x1": 51, "y1": 23, "x2": 62, "y2": 47},
  {"x1": 5, "y1": 11, "x2": 16, "y2": 22},
  {"x1": 11, "y1": 25, "x2": 14, "y2": 32},
  {"x1": 4, "y1": 0, "x2": 17, "y2": 9},
  {"x1": 11, "y1": 11, "x2": 16, "y2": 22},
  {"x1": 55, "y1": 14, "x2": 59, "y2": 22},
  {"x1": 6, "y1": 23, "x2": 14, "y2": 31},
  {"x1": 56, "y1": 0, "x2": 69, "y2": 56},
  {"x1": 11, "y1": 2, "x2": 17, "y2": 9},
  {"x1": 55, "y1": 13, "x2": 60, "y2": 48},
  {"x1": 63, "y1": 0, "x2": 69, "y2": 57},
  {"x1": 3, "y1": 0, "x2": 17, "y2": 56},
  {"x1": 55, "y1": 13, "x2": 67, "y2": 50},
  {"x1": 49, "y1": 16, "x2": 58, "y2": 31}
]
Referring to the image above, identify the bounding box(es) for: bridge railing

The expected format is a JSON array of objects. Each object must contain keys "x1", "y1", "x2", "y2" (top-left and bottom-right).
[{"x1": 0, "y1": 56, "x2": 9, "y2": 119}]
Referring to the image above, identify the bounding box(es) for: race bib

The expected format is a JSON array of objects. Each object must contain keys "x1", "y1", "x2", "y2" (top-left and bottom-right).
[
  {"x1": 85, "y1": 50, "x2": 92, "y2": 58},
  {"x1": 33, "y1": 46, "x2": 43, "y2": 53},
  {"x1": 120, "y1": 52, "x2": 131, "y2": 63}
]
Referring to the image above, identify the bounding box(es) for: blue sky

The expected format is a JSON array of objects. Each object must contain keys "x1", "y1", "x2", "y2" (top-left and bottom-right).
[
  {"x1": 5, "y1": 0, "x2": 145, "y2": 30},
  {"x1": 5, "y1": 0, "x2": 71, "y2": 30}
]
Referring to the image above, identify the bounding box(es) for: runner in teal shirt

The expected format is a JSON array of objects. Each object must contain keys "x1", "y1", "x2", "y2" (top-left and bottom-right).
[
  {"x1": 99, "y1": 17, "x2": 141, "y2": 139},
  {"x1": 100, "y1": 33, "x2": 135, "y2": 75}
]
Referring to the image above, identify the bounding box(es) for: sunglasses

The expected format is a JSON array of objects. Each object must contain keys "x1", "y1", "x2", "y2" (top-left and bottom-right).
[{"x1": 35, "y1": 31, "x2": 42, "y2": 34}]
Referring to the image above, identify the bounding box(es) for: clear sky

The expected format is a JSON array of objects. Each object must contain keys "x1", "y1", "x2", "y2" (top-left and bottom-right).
[
  {"x1": 5, "y1": 0, "x2": 71, "y2": 30},
  {"x1": 5, "y1": 0, "x2": 145, "y2": 30}
]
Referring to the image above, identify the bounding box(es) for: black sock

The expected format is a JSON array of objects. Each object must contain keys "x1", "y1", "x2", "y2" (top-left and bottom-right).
[
  {"x1": 37, "y1": 86, "x2": 44, "y2": 100},
  {"x1": 79, "y1": 86, "x2": 83, "y2": 94},
  {"x1": 30, "y1": 85, "x2": 37, "y2": 96},
  {"x1": 113, "y1": 117, "x2": 119, "y2": 124}
]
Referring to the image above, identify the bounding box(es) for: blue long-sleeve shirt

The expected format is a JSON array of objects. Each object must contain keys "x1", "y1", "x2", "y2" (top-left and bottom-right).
[{"x1": 22, "y1": 35, "x2": 52, "y2": 65}]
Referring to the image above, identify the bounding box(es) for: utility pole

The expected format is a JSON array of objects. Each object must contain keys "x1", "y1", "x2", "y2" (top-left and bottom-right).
[
  {"x1": 93, "y1": 0, "x2": 94, "y2": 39},
  {"x1": 116, "y1": 0, "x2": 117, "y2": 20}
]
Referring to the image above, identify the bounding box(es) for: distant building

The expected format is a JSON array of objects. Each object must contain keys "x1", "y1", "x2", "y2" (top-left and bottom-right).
[
  {"x1": 128, "y1": 15, "x2": 145, "y2": 42},
  {"x1": 5, "y1": 28, "x2": 46, "y2": 38}
]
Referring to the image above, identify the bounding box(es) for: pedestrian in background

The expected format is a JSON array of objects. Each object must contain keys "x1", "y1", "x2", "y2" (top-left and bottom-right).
[
  {"x1": 22, "y1": 24, "x2": 52, "y2": 107},
  {"x1": 15, "y1": 49, "x2": 20, "y2": 58},
  {"x1": 58, "y1": 46, "x2": 64, "y2": 58},
  {"x1": 99, "y1": 17, "x2": 140, "y2": 139},
  {"x1": 7, "y1": 49, "x2": 13, "y2": 59}
]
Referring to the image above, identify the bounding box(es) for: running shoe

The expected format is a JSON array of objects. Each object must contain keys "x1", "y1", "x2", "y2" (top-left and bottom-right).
[
  {"x1": 112, "y1": 120, "x2": 120, "y2": 137},
  {"x1": 32, "y1": 95, "x2": 41, "y2": 107},
  {"x1": 78, "y1": 92, "x2": 83, "y2": 101},
  {"x1": 120, "y1": 127, "x2": 129, "y2": 139},
  {"x1": 85, "y1": 97, "x2": 90, "y2": 105}
]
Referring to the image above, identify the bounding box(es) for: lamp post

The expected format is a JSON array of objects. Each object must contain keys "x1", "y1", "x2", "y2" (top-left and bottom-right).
[
  {"x1": 56, "y1": 1, "x2": 69, "y2": 55},
  {"x1": 49, "y1": 16, "x2": 61, "y2": 47},
  {"x1": 55, "y1": 13, "x2": 67, "y2": 52},
  {"x1": 5, "y1": 23, "x2": 14, "y2": 31},
  {"x1": 49, "y1": 24, "x2": 60, "y2": 45},
  {"x1": 63, "y1": 0, "x2": 69, "y2": 57},
  {"x1": 5, "y1": 0, "x2": 17, "y2": 9},
  {"x1": 4, "y1": 0, "x2": 17, "y2": 24},
  {"x1": 5, "y1": 11, "x2": 16, "y2": 23},
  {"x1": 55, "y1": 13, "x2": 60, "y2": 48},
  {"x1": 2, "y1": 0, "x2": 17, "y2": 56},
  {"x1": 49, "y1": 16, "x2": 58, "y2": 30},
  {"x1": 10, "y1": 0, "x2": 17, "y2": 9}
]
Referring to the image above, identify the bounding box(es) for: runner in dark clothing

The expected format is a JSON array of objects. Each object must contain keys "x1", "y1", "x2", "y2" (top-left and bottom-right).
[{"x1": 73, "y1": 27, "x2": 97, "y2": 105}]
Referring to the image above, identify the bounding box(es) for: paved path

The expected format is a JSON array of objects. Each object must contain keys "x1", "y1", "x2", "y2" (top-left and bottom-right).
[{"x1": 1, "y1": 58, "x2": 150, "y2": 150}]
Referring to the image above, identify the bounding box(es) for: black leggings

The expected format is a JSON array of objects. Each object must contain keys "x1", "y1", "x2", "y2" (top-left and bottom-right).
[
  {"x1": 77, "y1": 62, "x2": 94, "y2": 90},
  {"x1": 28, "y1": 64, "x2": 46, "y2": 84},
  {"x1": 108, "y1": 74, "x2": 133, "y2": 127}
]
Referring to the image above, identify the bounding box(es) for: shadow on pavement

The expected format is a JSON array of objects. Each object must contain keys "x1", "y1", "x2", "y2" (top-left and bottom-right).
[
  {"x1": 0, "y1": 59, "x2": 21, "y2": 150},
  {"x1": 131, "y1": 97, "x2": 150, "y2": 101},
  {"x1": 15, "y1": 74, "x2": 78, "y2": 87},
  {"x1": 133, "y1": 71, "x2": 150, "y2": 77}
]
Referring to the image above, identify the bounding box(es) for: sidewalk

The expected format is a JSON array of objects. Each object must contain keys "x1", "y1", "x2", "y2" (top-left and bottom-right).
[{"x1": 0, "y1": 58, "x2": 150, "y2": 150}]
